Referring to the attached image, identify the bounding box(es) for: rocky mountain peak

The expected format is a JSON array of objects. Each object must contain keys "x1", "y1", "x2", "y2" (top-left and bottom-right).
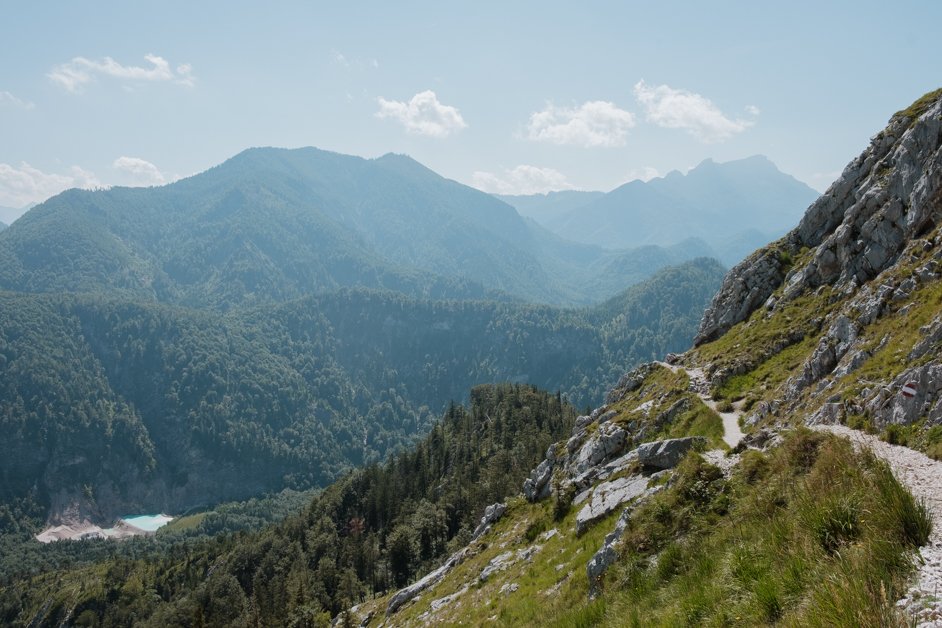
[{"x1": 697, "y1": 88, "x2": 942, "y2": 345}]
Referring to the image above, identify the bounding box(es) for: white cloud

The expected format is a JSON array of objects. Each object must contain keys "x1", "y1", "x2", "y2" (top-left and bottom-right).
[
  {"x1": 625, "y1": 166, "x2": 660, "y2": 183},
  {"x1": 633, "y1": 80, "x2": 756, "y2": 142},
  {"x1": 113, "y1": 156, "x2": 169, "y2": 186},
  {"x1": 0, "y1": 91, "x2": 35, "y2": 110},
  {"x1": 472, "y1": 165, "x2": 574, "y2": 195},
  {"x1": 376, "y1": 90, "x2": 467, "y2": 137},
  {"x1": 0, "y1": 162, "x2": 102, "y2": 207},
  {"x1": 48, "y1": 54, "x2": 195, "y2": 92},
  {"x1": 526, "y1": 101, "x2": 635, "y2": 147}
]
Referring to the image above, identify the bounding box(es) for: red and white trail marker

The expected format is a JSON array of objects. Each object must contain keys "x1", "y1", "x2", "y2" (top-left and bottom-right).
[{"x1": 901, "y1": 382, "x2": 918, "y2": 398}]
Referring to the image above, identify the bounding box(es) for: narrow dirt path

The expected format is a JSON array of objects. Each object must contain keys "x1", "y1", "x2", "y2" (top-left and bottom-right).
[
  {"x1": 656, "y1": 361, "x2": 745, "y2": 449},
  {"x1": 656, "y1": 361, "x2": 941, "y2": 623},
  {"x1": 815, "y1": 424, "x2": 942, "y2": 626}
]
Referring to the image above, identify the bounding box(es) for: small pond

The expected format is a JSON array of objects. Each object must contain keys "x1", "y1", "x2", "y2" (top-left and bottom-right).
[{"x1": 121, "y1": 514, "x2": 174, "y2": 532}]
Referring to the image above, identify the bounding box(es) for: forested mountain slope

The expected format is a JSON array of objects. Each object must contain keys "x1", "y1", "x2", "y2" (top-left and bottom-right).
[
  {"x1": 0, "y1": 259, "x2": 724, "y2": 527},
  {"x1": 0, "y1": 148, "x2": 714, "y2": 308},
  {"x1": 0, "y1": 385, "x2": 579, "y2": 626}
]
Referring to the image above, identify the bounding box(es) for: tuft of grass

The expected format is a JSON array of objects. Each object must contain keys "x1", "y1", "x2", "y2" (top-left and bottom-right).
[
  {"x1": 667, "y1": 400, "x2": 725, "y2": 448},
  {"x1": 524, "y1": 516, "x2": 548, "y2": 543},
  {"x1": 801, "y1": 492, "x2": 862, "y2": 554},
  {"x1": 892, "y1": 87, "x2": 942, "y2": 124}
]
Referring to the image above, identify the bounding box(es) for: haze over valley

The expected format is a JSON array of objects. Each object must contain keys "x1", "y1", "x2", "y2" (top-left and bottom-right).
[{"x1": 1, "y1": 3, "x2": 941, "y2": 626}]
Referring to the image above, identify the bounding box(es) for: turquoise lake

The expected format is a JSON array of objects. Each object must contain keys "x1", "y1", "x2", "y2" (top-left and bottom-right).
[{"x1": 121, "y1": 514, "x2": 173, "y2": 531}]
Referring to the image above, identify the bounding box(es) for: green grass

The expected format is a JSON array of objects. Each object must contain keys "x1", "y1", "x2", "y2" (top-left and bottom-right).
[
  {"x1": 696, "y1": 282, "x2": 837, "y2": 395},
  {"x1": 360, "y1": 496, "x2": 624, "y2": 626},
  {"x1": 715, "y1": 334, "x2": 817, "y2": 403},
  {"x1": 160, "y1": 512, "x2": 209, "y2": 533},
  {"x1": 892, "y1": 87, "x2": 942, "y2": 124},
  {"x1": 354, "y1": 430, "x2": 930, "y2": 627},
  {"x1": 592, "y1": 429, "x2": 930, "y2": 626},
  {"x1": 667, "y1": 400, "x2": 725, "y2": 448}
]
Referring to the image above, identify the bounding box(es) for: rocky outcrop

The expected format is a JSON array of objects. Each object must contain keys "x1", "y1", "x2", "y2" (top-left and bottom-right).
[
  {"x1": 606, "y1": 363, "x2": 657, "y2": 404},
  {"x1": 695, "y1": 246, "x2": 789, "y2": 345},
  {"x1": 471, "y1": 502, "x2": 507, "y2": 541},
  {"x1": 636, "y1": 436, "x2": 705, "y2": 470},
  {"x1": 862, "y1": 363, "x2": 942, "y2": 428},
  {"x1": 479, "y1": 546, "x2": 542, "y2": 582},
  {"x1": 909, "y1": 314, "x2": 942, "y2": 361},
  {"x1": 523, "y1": 455, "x2": 554, "y2": 502},
  {"x1": 586, "y1": 495, "x2": 654, "y2": 598},
  {"x1": 386, "y1": 545, "x2": 472, "y2": 616},
  {"x1": 524, "y1": 406, "x2": 632, "y2": 502},
  {"x1": 575, "y1": 474, "x2": 660, "y2": 535},
  {"x1": 697, "y1": 90, "x2": 942, "y2": 345},
  {"x1": 586, "y1": 507, "x2": 631, "y2": 597},
  {"x1": 785, "y1": 314, "x2": 860, "y2": 398}
]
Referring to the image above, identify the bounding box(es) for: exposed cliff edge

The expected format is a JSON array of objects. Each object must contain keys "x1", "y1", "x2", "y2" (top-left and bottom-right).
[{"x1": 697, "y1": 88, "x2": 942, "y2": 345}]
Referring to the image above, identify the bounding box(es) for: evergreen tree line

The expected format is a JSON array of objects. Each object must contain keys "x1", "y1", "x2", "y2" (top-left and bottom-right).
[
  {"x1": 0, "y1": 383, "x2": 576, "y2": 627},
  {"x1": 0, "y1": 258, "x2": 724, "y2": 531}
]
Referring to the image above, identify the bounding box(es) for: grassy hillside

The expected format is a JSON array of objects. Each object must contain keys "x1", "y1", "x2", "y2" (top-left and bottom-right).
[{"x1": 352, "y1": 429, "x2": 928, "y2": 626}]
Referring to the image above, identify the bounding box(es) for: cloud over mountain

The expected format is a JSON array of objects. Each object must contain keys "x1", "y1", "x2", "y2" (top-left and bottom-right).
[
  {"x1": 376, "y1": 90, "x2": 467, "y2": 137},
  {"x1": 527, "y1": 100, "x2": 635, "y2": 147},
  {"x1": 634, "y1": 80, "x2": 756, "y2": 142}
]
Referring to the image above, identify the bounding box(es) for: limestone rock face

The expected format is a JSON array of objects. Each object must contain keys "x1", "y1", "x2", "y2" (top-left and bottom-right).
[
  {"x1": 636, "y1": 436, "x2": 705, "y2": 470},
  {"x1": 471, "y1": 502, "x2": 507, "y2": 541},
  {"x1": 523, "y1": 458, "x2": 554, "y2": 502},
  {"x1": 575, "y1": 474, "x2": 658, "y2": 535},
  {"x1": 695, "y1": 247, "x2": 789, "y2": 345},
  {"x1": 386, "y1": 546, "x2": 472, "y2": 616},
  {"x1": 606, "y1": 363, "x2": 656, "y2": 404},
  {"x1": 863, "y1": 363, "x2": 942, "y2": 428},
  {"x1": 785, "y1": 314, "x2": 861, "y2": 398},
  {"x1": 697, "y1": 92, "x2": 942, "y2": 345}
]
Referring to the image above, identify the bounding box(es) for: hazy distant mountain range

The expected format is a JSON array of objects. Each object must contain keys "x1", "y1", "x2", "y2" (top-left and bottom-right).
[
  {"x1": 0, "y1": 148, "x2": 717, "y2": 308},
  {"x1": 499, "y1": 155, "x2": 819, "y2": 265}
]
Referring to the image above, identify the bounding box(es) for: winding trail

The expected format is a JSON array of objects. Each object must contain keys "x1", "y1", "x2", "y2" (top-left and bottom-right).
[
  {"x1": 815, "y1": 424, "x2": 942, "y2": 627},
  {"x1": 655, "y1": 362, "x2": 744, "y2": 449},
  {"x1": 656, "y1": 360, "x2": 941, "y2": 624}
]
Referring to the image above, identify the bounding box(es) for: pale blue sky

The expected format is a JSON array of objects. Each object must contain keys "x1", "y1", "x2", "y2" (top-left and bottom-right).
[{"x1": 1, "y1": 1, "x2": 939, "y2": 213}]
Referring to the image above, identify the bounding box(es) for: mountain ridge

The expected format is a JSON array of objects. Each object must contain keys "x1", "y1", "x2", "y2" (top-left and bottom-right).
[
  {"x1": 0, "y1": 147, "x2": 721, "y2": 308},
  {"x1": 502, "y1": 155, "x2": 819, "y2": 266}
]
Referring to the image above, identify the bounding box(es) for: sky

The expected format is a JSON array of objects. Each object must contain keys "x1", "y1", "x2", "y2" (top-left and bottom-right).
[{"x1": 1, "y1": 1, "x2": 940, "y2": 217}]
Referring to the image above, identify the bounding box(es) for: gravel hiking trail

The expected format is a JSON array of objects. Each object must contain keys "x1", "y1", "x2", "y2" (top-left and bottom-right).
[
  {"x1": 815, "y1": 424, "x2": 942, "y2": 627},
  {"x1": 656, "y1": 361, "x2": 745, "y2": 448},
  {"x1": 657, "y1": 359, "x2": 941, "y2": 624}
]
